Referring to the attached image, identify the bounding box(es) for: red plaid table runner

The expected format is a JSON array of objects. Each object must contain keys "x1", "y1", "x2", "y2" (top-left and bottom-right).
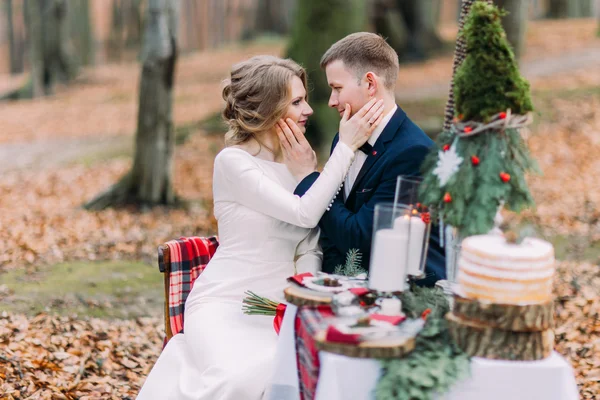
[
  {"x1": 161, "y1": 236, "x2": 219, "y2": 336},
  {"x1": 295, "y1": 305, "x2": 334, "y2": 400}
]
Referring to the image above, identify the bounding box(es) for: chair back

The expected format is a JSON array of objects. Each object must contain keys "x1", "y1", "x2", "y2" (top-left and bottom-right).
[{"x1": 158, "y1": 236, "x2": 219, "y2": 344}]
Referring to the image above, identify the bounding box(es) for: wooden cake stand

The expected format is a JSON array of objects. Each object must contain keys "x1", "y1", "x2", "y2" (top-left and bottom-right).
[{"x1": 447, "y1": 294, "x2": 555, "y2": 361}]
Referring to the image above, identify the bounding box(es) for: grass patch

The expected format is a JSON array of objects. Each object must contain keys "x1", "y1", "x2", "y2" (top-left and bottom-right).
[
  {"x1": 0, "y1": 260, "x2": 163, "y2": 319},
  {"x1": 74, "y1": 137, "x2": 133, "y2": 167}
]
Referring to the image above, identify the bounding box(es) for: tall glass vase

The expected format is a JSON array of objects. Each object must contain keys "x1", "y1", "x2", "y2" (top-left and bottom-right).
[{"x1": 445, "y1": 226, "x2": 462, "y2": 285}]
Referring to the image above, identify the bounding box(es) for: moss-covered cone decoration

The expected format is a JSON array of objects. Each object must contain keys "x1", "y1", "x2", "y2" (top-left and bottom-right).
[
  {"x1": 454, "y1": 2, "x2": 533, "y2": 122},
  {"x1": 418, "y1": 1, "x2": 539, "y2": 237}
]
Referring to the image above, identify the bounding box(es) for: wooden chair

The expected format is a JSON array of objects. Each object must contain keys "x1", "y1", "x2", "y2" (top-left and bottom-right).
[{"x1": 158, "y1": 236, "x2": 219, "y2": 345}]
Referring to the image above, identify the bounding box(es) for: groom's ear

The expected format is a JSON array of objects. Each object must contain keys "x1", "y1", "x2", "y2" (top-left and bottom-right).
[{"x1": 365, "y1": 72, "x2": 378, "y2": 97}]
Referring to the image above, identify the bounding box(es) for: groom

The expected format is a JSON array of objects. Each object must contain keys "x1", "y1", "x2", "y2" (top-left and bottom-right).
[{"x1": 295, "y1": 32, "x2": 445, "y2": 286}]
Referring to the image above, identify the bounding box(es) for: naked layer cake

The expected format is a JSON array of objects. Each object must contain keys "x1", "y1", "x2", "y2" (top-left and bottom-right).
[{"x1": 457, "y1": 234, "x2": 555, "y2": 304}]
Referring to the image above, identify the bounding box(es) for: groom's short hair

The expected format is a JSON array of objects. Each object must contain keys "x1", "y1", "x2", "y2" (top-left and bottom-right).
[{"x1": 320, "y1": 32, "x2": 400, "y2": 91}]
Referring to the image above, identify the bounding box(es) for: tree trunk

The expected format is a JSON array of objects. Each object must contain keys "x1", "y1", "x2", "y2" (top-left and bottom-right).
[
  {"x1": 547, "y1": 0, "x2": 569, "y2": 18},
  {"x1": 5, "y1": 0, "x2": 26, "y2": 74},
  {"x1": 124, "y1": 0, "x2": 144, "y2": 48},
  {"x1": 69, "y1": 0, "x2": 95, "y2": 66},
  {"x1": 26, "y1": 0, "x2": 44, "y2": 98},
  {"x1": 84, "y1": 0, "x2": 179, "y2": 210},
  {"x1": 22, "y1": 0, "x2": 76, "y2": 98},
  {"x1": 390, "y1": 0, "x2": 445, "y2": 62},
  {"x1": 415, "y1": 0, "x2": 445, "y2": 55},
  {"x1": 287, "y1": 0, "x2": 367, "y2": 149},
  {"x1": 371, "y1": 0, "x2": 408, "y2": 57},
  {"x1": 108, "y1": 0, "x2": 124, "y2": 61},
  {"x1": 255, "y1": 0, "x2": 296, "y2": 35},
  {"x1": 495, "y1": 0, "x2": 530, "y2": 60}
]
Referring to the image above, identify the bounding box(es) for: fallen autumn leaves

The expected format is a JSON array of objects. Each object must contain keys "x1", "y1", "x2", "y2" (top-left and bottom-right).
[{"x1": 0, "y1": 313, "x2": 162, "y2": 399}]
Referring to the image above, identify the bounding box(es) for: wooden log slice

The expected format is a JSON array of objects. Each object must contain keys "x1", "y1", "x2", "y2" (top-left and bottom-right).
[
  {"x1": 284, "y1": 285, "x2": 333, "y2": 307},
  {"x1": 447, "y1": 313, "x2": 554, "y2": 361},
  {"x1": 313, "y1": 330, "x2": 416, "y2": 359},
  {"x1": 452, "y1": 294, "x2": 554, "y2": 332}
]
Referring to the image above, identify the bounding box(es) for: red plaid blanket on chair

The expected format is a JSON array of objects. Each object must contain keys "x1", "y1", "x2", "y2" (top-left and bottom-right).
[{"x1": 159, "y1": 236, "x2": 219, "y2": 340}]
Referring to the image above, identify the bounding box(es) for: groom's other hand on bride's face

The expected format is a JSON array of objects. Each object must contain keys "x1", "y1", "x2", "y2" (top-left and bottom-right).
[
  {"x1": 277, "y1": 119, "x2": 318, "y2": 181},
  {"x1": 338, "y1": 99, "x2": 385, "y2": 152}
]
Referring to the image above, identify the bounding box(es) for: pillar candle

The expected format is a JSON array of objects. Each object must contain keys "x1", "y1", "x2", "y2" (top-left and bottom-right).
[
  {"x1": 368, "y1": 229, "x2": 408, "y2": 292},
  {"x1": 393, "y1": 215, "x2": 426, "y2": 276}
]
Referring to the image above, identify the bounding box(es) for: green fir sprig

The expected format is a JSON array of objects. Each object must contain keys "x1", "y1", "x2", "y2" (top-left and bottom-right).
[
  {"x1": 333, "y1": 248, "x2": 367, "y2": 277},
  {"x1": 376, "y1": 287, "x2": 471, "y2": 400}
]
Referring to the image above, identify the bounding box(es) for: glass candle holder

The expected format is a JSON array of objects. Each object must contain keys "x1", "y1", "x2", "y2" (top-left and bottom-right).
[
  {"x1": 393, "y1": 203, "x2": 432, "y2": 279},
  {"x1": 368, "y1": 203, "x2": 409, "y2": 293}
]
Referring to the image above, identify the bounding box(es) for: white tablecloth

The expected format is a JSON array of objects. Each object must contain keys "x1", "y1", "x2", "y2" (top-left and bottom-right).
[
  {"x1": 269, "y1": 305, "x2": 579, "y2": 400},
  {"x1": 269, "y1": 304, "x2": 300, "y2": 400},
  {"x1": 314, "y1": 351, "x2": 579, "y2": 400}
]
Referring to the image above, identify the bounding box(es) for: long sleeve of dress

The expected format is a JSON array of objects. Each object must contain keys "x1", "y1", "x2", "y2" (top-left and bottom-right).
[
  {"x1": 214, "y1": 143, "x2": 355, "y2": 228},
  {"x1": 294, "y1": 228, "x2": 322, "y2": 275}
]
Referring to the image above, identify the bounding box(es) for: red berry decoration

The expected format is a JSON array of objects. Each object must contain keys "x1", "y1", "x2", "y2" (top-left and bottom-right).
[
  {"x1": 421, "y1": 212, "x2": 431, "y2": 224},
  {"x1": 443, "y1": 192, "x2": 452, "y2": 203},
  {"x1": 500, "y1": 172, "x2": 511, "y2": 183},
  {"x1": 464, "y1": 126, "x2": 473, "y2": 134},
  {"x1": 421, "y1": 308, "x2": 432, "y2": 320},
  {"x1": 458, "y1": 114, "x2": 464, "y2": 120},
  {"x1": 471, "y1": 155, "x2": 480, "y2": 166},
  {"x1": 499, "y1": 112, "x2": 507, "y2": 119},
  {"x1": 442, "y1": 144, "x2": 450, "y2": 152}
]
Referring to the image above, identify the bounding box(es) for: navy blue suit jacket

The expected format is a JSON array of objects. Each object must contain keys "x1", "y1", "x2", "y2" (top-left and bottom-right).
[{"x1": 294, "y1": 106, "x2": 446, "y2": 287}]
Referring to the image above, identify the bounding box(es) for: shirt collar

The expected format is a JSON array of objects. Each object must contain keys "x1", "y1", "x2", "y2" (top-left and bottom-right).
[{"x1": 368, "y1": 105, "x2": 398, "y2": 146}]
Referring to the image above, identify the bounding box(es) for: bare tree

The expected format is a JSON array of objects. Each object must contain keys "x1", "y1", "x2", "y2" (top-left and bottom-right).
[
  {"x1": 85, "y1": 0, "x2": 179, "y2": 210},
  {"x1": 5, "y1": 0, "x2": 26, "y2": 74},
  {"x1": 68, "y1": 0, "x2": 95, "y2": 66},
  {"x1": 548, "y1": 0, "x2": 569, "y2": 18},
  {"x1": 2, "y1": 0, "x2": 77, "y2": 99},
  {"x1": 254, "y1": 0, "x2": 296, "y2": 35},
  {"x1": 495, "y1": 0, "x2": 530, "y2": 60},
  {"x1": 287, "y1": 0, "x2": 367, "y2": 148},
  {"x1": 372, "y1": 0, "x2": 445, "y2": 62}
]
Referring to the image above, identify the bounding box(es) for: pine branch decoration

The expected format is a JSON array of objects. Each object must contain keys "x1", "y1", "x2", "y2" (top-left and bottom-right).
[
  {"x1": 333, "y1": 248, "x2": 367, "y2": 277},
  {"x1": 420, "y1": 2, "x2": 537, "y2": 237},
  {"x1": 376, "y1": 287, "x2": 470, "y2": 400}
]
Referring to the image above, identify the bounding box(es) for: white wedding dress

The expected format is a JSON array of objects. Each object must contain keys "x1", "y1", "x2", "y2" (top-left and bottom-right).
[{"x1": 137, "y1": 143, "x2": 355, "y2": 400}]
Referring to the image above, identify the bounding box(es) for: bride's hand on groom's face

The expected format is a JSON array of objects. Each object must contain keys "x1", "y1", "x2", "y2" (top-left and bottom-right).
[
  {"x1": 276, "y1": 119, "x2": 318, "y2": 181},
  {"x1": 338, "y1": 99, "x2": 385, "y2": 152}
]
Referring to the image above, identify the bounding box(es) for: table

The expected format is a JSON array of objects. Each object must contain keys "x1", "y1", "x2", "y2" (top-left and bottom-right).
[
  {"x1": 315, "y1": 351, "x2": 579, "y2": 400},
  {"x1": 269, "y1": 304, "x2": 580, "y2": 400}
]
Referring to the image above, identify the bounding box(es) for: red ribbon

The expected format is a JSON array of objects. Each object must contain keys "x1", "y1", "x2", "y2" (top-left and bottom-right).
[{"x1": 273, "y1": 303, "x2": 287, "y2": 335}]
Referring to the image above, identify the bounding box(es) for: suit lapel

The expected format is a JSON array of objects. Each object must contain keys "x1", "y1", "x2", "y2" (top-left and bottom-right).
[{"x1": 347, "y1": 107, "x2": 406, "y2": 205}]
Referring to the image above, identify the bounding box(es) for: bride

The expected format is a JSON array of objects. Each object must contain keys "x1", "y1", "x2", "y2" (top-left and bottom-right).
[{"x1": 137, "y1": 55, "x2": 384, "y2": 400}]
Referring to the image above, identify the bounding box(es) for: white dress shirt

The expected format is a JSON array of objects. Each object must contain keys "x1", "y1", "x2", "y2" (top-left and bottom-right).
[{"x1": 344, "y1": 105, "x2": 398, "y2": 199}]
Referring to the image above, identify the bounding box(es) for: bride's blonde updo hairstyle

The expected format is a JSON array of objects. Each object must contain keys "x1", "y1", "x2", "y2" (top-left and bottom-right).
[{"x1": 222, "y1": 55, "x2": 307, "y2": 146}]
